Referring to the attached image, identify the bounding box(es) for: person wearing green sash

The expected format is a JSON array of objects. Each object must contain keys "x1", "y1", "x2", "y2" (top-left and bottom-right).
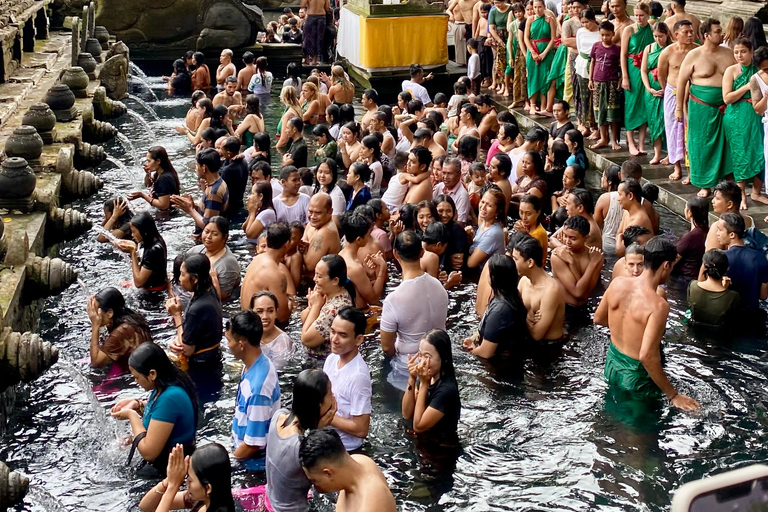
[
  {"x1": 507, "y1": 3, "x2": 527, "y2": 106},
  {"x1": 524, "y1": 0, "x2": 558, "y2": 115},
  {"x1": 546, "y1": 13, "x2": 569, "y2": 101},
  {"x1": 489, "y1": 0, "x2": 512, "y2": 96},
  {"x1": 620, "y1": 2, "x2": 655, "y2": 156},
  {"x1": 676, "y1": 18, "x2": 735, "y2": 197},
  {"x1": 595, "y1": 237, "x2": 699, "y2": 411},
  {"x1": 640, "y1": 22, "x2": 671, "y2": 165},
  {"x1": 723, "y1": 39, "x2": 768, "y2": 209}
]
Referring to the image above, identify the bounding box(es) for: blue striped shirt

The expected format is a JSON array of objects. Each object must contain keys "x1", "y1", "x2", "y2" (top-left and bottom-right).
[{"x1": 232, "y1": 354, "x2": 281, "y2": 451}]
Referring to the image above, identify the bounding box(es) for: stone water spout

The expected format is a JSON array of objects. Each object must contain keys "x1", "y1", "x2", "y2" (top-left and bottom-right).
[
  {"x1": 0, "y1": 328, "x2": 59, "y2": 390},
  {"x1": 23, "y1": 255, "x2": 78, "y2": 296},
  {"x1": 82, "y1": 107, "x2": 117, "y2": 143},
  {"x1": 74, "y1": 142, "x2": 106, "y2": 168},
  {"x1": 0, "y1": 461, "x2": 29, "y2": 511},
  {"x1": 55, "y1": 146, "x2": 103, "y2": 196},
  {"x1": 47, "y1": 207, "x2": 92, "y2": 243},
  {"x1": 92, "y1": 86, "x2": 126, "y2": 120},
  {"x1": 100, "y1": 41, "x2": 129, "y2": 101}
]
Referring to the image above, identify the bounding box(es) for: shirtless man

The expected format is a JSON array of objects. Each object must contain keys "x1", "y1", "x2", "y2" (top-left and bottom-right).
[
  {"x1": 300, "y1": 428, "x2": 397, "y2": 512},
  {"x1": 413, "y1": 128, "x2": 447, "y2": 160},
  {"x1": 404, "y1": 146, "x2": 434, "y2": 205},
  {"x1": 612, "y1": 242, "x2": 645, "y2": 279},
  {"x1": 608, "y1": 0, "x2": 633, "y2": 45},
  {"x1": 476, "y1": 94, "x2": 499, "y2": 148},
  {"x1": 664, "y1": 0, "x2": 700, "y2": 42},
  {"x1": 447, "y1": 0, "x2": 478, "y2": 65},
  {"x1": 705, "y1": 180, "x2": 754, "y2": 250},
  {"x1": 611, "y1": 225, "x2": 652, "y2": 277},
  {"x1": 614, "y1": 179, "x2": 654, "y2": 257},
  {"x1": 595, "y1": 237, "x2": 699, "y2": 410},
  {"x1": 240, "y1": 222, "x2": 296, "y2": 324},
  {"x1": 213, "y1": 77, "x2": 244, "y2": 121},
  {"x1": 658, "y1": 20, "x2": 696, "y2": 181},
  {"x1": 300, "y1": 0, "x2": 330, "y2": 65},
  {"x1": 216, "y1": 49, "x2": 237, "y2": 92},
  {"x1": 676, "y1": 18, "x2": 734, "y2": 197},
  {"x1": 339, "y1": 213, "x2": 388, "y2": 308},
  {"x1": 301, "y1": 193, "x2": 341, "y2": 275},
  {"x1": 513, "y1": 236, "x2": 567, "y2": 342},
  {"x1": 360, "y1": 88, "x2": 379, "y2": 132},
  {"x1": 550, "y1": 188, "x2": 603, "y2": 250},
  {"x1": 237, "y1": 52, "x2": 257, "y2": 94},
  {"x1": 551, "y1": 216, "x2": 604, "y2": 306}
]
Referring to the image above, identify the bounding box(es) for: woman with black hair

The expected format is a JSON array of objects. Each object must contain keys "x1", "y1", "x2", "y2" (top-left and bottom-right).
[
  {"x1": 339, "y1": 121, "x2": 362, "y2": 169},
  {"x1": 244, "y1": 132, "x2": 271, "y2": 165},
  {"x1": 434, "y1": 194, "x2": 468, "y2": 271},
  {"x1": 402, "y1": 329, "x2": 461, "y2": 441},
  {"x1": 243, "y1": 180, "x2": 276, "y2": 242},
  {"x1": 674, "y1": 196, "x2": 709, "y2": 279},
  {"x1": 359, "y1": 135, "x2": 383, "y2": 194},
  {"x1": 300, "y1": 254, "x2": 355, "y2": 357},
  {"x1": 114, "y1": 212, "x2": 168, "y2": 291},
  {"x1": 87, "y1": 287, "x2": 152, "y2": 367},
  {"x1": 111, "y1": 342, "x2": 198, "y2": 473},
  {"x1": 235, "y1": 95, "x2": 265, "y2": 148},
  {"x1": 594, "y1": 163, "x2": 623, "y2": 253},
  {"x1": 313, "y1": 158, "x2": 346, "y2": 223},
  {"x1": 345, "y1": 162, "x2": 372, "y2": 211},
  {"x1": 182, "y1": 104, "x2": 233, "y2": 145},
  {"x1": 265, "y1": 369, "x2": 336, "y2": 511},
  {"x1": 99, "y1": 197, "x2": 134, "y2": 242},
  {"x1": 312, "y1": 124, "x2": 338, "y2": 162},
  {"x1": 687, "y1": 249, "x2": 741, "y2": 328},
  {"x1": 140, "y1": 443, "x2": 234, "y2": 512},
  {"x1": 168, "y1": 59, "x2": 191, "y2": 95},
  {"x1": 457, "y1": 134, "x2": 480, "y2": 177},
  {"x1": 190, "y1": 51, "x2": 211, "y2": 93},
  {"x1": 743, "y1": 17, "x2": 767, "y2": 53},
  {"x1": 129, "y1": 146, "x2": 181, "y2": 210},
  {"x1": 166, "y1": 253, "x2": 223, "y2": 365},
  {"x1": 325, "y1": 104, "x2": 342, "y2": 139},
  {"x1": 186, "y1": 216, "x2": 241, "y2": 300},
  {"x1": 463, "y1": 254, "x2": 528, "y2": 358}
]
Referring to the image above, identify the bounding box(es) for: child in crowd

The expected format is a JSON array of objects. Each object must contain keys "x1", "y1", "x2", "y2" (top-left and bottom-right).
[
  {"x1": 468, "y1": 163, "x2": 487, "y2": 211},
  {"x1": 467, "y1": 39, "x2": 482, "y2": 95},
  {"x1": 298, "y1": 167, "x2": 315, "y2": 196},
  {"x1": 447, "y1": 81, "x2": 468, "y2": 119},
  {"x1": 588, "y1": 20, "x2": 622, "y2": 151}
]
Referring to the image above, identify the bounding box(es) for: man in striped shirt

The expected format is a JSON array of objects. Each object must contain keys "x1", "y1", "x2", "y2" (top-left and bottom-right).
[{"x1": 226, "y1": 310, "x2": 281, "y2": 463}]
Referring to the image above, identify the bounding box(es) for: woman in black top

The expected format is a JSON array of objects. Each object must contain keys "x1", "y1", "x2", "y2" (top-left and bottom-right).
[
  {"x1": 402, "y1": 329, "x2": 461, "y2": 444},
  {"x1": 166, "y1": 253, "x2": 223, "y2": 366},
  {"x1": 434, "y1": 194, "x2": 468, "y2": 271},
  {"x1": 115, "y1": 212, "x2": 168, "y2": 291},
  {"x1": 464, "y1": 253, "x2": 528, "y2": 358},
  {"x1": 168, "y1": 59, "x2": 192, "y2": 96},
  {"x1": 98, "y1": 197, "x2": 134, "y2": 243},
  {"x1": 128, "y1": 146, "x2": 181, "y2": 210}
]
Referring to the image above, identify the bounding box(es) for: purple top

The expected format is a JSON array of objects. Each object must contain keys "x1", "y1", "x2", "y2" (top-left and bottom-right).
[{"x1": 590, "y1": 43, "x2": 621, "y2": 82}]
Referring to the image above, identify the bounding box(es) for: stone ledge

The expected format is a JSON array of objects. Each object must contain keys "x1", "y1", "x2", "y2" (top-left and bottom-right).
[
  {"x1": 0, "y1": 213, "x2": 46, "y2": 257},
  {"x1": 0, "y1": 267, "x2": 25, "y2": 329}
]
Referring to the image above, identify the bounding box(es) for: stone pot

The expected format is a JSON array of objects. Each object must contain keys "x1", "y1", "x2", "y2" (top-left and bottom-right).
[
  {"x1": 94, "y1": 26, "x2": 110, "y2": 49},
  {"x1": 77, "y1": 52, "x2": 97, "y2": 75},
  {"x1": 61, "y1": 67, "x2": 89, "y2": 92},
  {"x1": 85, "y1": 38, "x2": 103, "y2": 63},
  {"x1": 5, "y1": 126, "x2": 44, "y2": 161},
  {"x1": 22, "y1": 103, "x2": 57, "y2": 133},
  {"x1": 45, "y1": 84, "x2": 75, "y2": 111},
  {"x1": 0, "y1": 158, "x2": 37, "y2": 198}
]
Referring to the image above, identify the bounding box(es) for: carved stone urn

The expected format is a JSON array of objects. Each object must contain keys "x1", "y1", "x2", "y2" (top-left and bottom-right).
[
  {"x1": 61, "y1": 66, "x2": 90, "y2": 98},
  {"x1": 77, "y1": 52, "x2": 98, "y2": 79},
  {"x1": 85, "y1": 38, "x2": 103, "y2": 63},
  {"x1": 45, "y1": 84, "x2": 78, "y2": 122},
  {"x1": 4, "y1": 126, "x2": 44, "y2": 162},
  {"x1": 21, "y1": 103, "x2": 57, "y2": 144},
  {"x1": 94, "y1": 25, "x2": 110, "y2": 49},
  {"x1": 0, "y1": 158, "x2": 37, "y2": 211}
]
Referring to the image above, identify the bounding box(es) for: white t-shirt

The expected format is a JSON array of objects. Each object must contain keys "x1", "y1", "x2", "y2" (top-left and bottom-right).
[
  {"x1": 381, "y1": 172, "x2": 409, "y2": 212},
  {"x1": 467, "y1": 53, "x2": 481, "y2": 80},
  {"x1": 323, "y1": 352, "x2": 372, "y2": 451},
  {"x1": 270, "y1": 179, "x2": 284, "y2": 198},
  {"x1": 380, "y1": 273, "x2": 448, "y2": 370},
  {"x1": 282, "y1": 77, "x2": 301, "y2": 96},
  {"x1": 367, "y1": 161, "x2": 383, "y2": 196},
  {"x1": 248, "y1": 71, "x2": 274, "y2": 94},
  {"x1": 273, "y1": 193, "x2": 310, "y2": 225},
  {"x1": 261, "y1": 331, "x2": 293, "y2": 370},
  {"x1": 299, "y1": 185, "x2": 315, "y2": 197},
  {"x1": 256, "y1": 208, "x2": 276, "y2": 229},
  {"x1": 329, "y1": 185, "x2": 347, "y2": 215},
  {"x1": 575, "y1": 28, "x2": 601, "y2": 78},
  {"x1": 401, "y1": 79, "x2": 431, "y2": 105},
  {"x1": 510, "y1": 148, "x2": 526, "y2": 177}
]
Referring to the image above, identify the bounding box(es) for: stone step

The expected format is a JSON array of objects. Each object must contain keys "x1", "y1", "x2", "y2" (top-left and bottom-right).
[
  {"x1": 20, "y1": 51, "x2": 58, "y2": 70},
  {"x1": 0, "y1": 268, "x2": 26, "y2": 329},
  {"x1": 8, "y1": 68, "x2": 46, "y2": 84}
]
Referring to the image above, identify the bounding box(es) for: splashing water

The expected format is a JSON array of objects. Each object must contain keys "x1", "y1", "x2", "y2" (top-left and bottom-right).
[
  {"x1": 114, "y1": 133, "x2": 140, "y2": 165},
  {"x1": 126, "y1": 109, "x2": 156, "y2": 136},
  {"x1": 126, "y1": 95, "x2": 161, "y2": 122},
  {"x1": 128, "y1": 78, "x2": 159, "y2": 102},
  {"x1": 128, "y1": 62, "x2": 147, "y2": 79},
  {"x1": 26, "y1": 486, "x2": 70, "y2": 512}
]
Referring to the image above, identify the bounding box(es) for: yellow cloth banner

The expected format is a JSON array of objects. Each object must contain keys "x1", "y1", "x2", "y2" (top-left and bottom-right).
[{"x1": 358, "y1": 15, "x2": 448, "y2": 69}]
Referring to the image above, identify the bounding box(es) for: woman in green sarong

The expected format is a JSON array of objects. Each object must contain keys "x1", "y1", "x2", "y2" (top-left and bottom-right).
[
  {"x1": 640, "y1": 22, "x2": 671, "y2": 165},
  {"x1": 620, "y1": 1, "x2": 654, "y2": 156},
  {"x1": 545, "y1": 12, "x2": 569, "y2": 102},
  {"x1": 507, "y1": 3, "x2": 527, "y2": 105},
  {"x1": 723, "y1": 38, "x2": 768, "y2": 209},
  {"x1": 524, "y1": 0, "x2": 558, "y2": 115},
  {"x1": 489, "y1": 0, "x2": 512, "y2": 96}
]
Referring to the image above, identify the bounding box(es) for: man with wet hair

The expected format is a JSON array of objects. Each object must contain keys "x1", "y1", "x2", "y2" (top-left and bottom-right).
[
  {"x1": 299, "y1": 428, "x2": 396, "y2": 511},
  {"x1": 706, "y1": 180, "x2": 754, "y2": 250},
  {"x1": 282, "y1": 117, "x2": 308, "y2": 168},
  {"x1": 404, "y1": 146, "x2": 434, "y2": 205},
  {"x1": 220, "y1": 136, "x2": 248, "y2": 215},
  {"x1": 664, "y1": 0, "x2": 701, "y2": 42},
  {"x1": 171, "y1": 147, "x2": 228, "y2": 237},
  {"x1": 611, "y1": 225, "x2": 652, "y2": 278},
  {"x1": 551, "y1": 215, "x2": 604, "y2": 306},
  {"x1": 595, "y1": 237, "x2": 700, "y2": 410},
  {"x1": 615, "y1": 178, "x2": 653, "y2": 256},
  {"x1": 360, "y1": 88, "x2": 379, "y2": 131},
  {"x1": 301, "y1": 193, "x2": 341, "y2": 275}
]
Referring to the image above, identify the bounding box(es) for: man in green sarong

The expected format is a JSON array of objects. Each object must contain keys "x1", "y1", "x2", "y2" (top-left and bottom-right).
[
  {"x1": 595, "y1": 237, "x2": 699, "y2": 410},
  {"x1": 620, "y1": 3, "x2": 655, "y2": 156},
  {"x1": 676, "y1": 18, "x2": 735, "y2": 197}
]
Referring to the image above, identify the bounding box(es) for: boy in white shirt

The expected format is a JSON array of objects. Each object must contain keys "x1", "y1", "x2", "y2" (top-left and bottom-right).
[
  {"x1": 467, "y1": 38, "x2": 482, "y2": 95},
  {"x1": 323, "y1": 307, "x2": 372, "y2": 452}
]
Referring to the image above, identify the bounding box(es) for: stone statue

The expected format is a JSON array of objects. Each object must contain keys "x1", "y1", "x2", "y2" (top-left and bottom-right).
[
  {"x1": 100, "y1": 41, "x2": 129, "y2": 100},
  {"x1": 95, "y1": 0, "x2": 265, "y2": 53}
]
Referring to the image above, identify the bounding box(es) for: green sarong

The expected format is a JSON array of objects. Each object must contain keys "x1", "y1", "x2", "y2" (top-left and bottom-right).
[
  {"x1": 508, "y1": 18, "x2": 520, "y2": 66},
  {"x1": 546, "y1": 43, "x2": 568, "y2": 100},
  {"x1": 526, "y1": 15, "x2": 555, "y2": 98},
  {"x1": 604, "y1": 342, "x2": 661, "y2": 399},
  {"x1": 688, "y1": 84, "x2": 727, "y2": 189},
  {"x1": 724, "y1": 64, "x2": 764, "y2": 181},
  {"x1": 644, "y1": 42, "x2": 665, "y2": 143},
  {"x1": 624, "y1": 24, "x2": 654, "y2": 131}
]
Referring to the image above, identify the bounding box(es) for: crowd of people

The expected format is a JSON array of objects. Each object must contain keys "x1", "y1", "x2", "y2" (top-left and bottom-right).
[{"x1": 84, "y1": 3, "x2": 768, "y2": 511}]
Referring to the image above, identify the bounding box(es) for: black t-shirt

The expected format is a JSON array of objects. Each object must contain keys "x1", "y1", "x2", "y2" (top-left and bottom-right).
[
  {"x1": 220, "y1": 158, "x2": 249, "y2": 215},
  {"x1": 283, "y1": 29, "x2": 303, "y2": 44},
  {"x1": 479, "y1": 297, "x2": 527, "y2": 348},
  {"x1": 152, "y1": 171, "x2": 179, "y2": 199},
  {"x1": 140, "y1": 240, "x2": 168, "y2": 290},
  {"x1": 444, "y1": 220, "x2": 468, "y2": 271},
  {"x1": 549, "y1": 121, "x2": 574, "y2": 141},
  {"x1": 170, "y1": 72, "x2": 191, "y2": 95},
  {"x1": 287, "y1": 137, "x2": 308, "y2": 168},
  {"x1": 182, "y1": 289, "x2": 223, "y2": 356},
  {"x1": 424, "y1": 378, "x2": 461, "y2": 443}
]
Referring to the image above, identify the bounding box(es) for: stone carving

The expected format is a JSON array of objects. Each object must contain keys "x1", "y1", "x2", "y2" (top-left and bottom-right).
[
  {"x1": 45, "y1": 84, "x2": 78, "y2": 122},
  {"x1": 93, "y1": 86, "x2": 127, "y2": 119},
  {"x1": 94, "y1": 26, "x2": 110, "y2": 49},
  {"x1": 86, "y1": 38, "x2": 102, "y2": 63},
  {"x1": 100, "y1": 49, "x2": 129, "y2": 100},
  {"x1": 60, "y1": 168, "x2": 103, "y2": 197},
  {"x1": 47, "y1": 207, "x2": 92, "y2": 242},
  {"x1": 74, "y1": 142, "x2": 106, "y2": 168},
  {"x1": 24, "y1": 255, "x2": 78, "y2": 296},
  {"x1": 4, "y1": 126, "x2": 44, "y2": 163},
  {"x1": 82, "y1": 107, "x2": 117, "y2": 143},
  {"x1": 61, "y1": 66, "x2": 90, "y2": 98},
  {"x1": 71, "y1": 17, "x2": 81, "y2": 67},
  {"x1": 0, "y1": 461, "x2": 28, "y2": 510},
  {"x1": 0, "y1": 327, "x2": 59, "y2": 388},
  {"x1": 77, "y1": 52, "x2": 97, "y2": 80},
  {"x1": 22, "y1": 103, "x2": 57, "y2": 144},
  {"x1": 0, "y1": 158, "x2": 36, "y2": 212},
  {"x1": 95, "y1": 0, "x2": 265, "y2": 54}
]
